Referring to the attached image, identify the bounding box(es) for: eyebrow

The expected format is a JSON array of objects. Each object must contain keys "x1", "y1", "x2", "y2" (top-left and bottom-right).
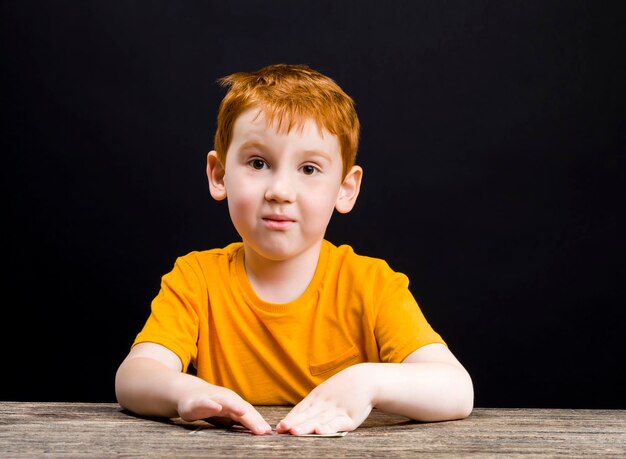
[
  {"x1": 301, "y1": 149, "x2": 332, "y2": 162},
  {"x1": 239, "y1": 141, "x2": 333, "y2": 161},
  {"x1": 239, "y1": 140, "x2": 265, "y2": 150}
]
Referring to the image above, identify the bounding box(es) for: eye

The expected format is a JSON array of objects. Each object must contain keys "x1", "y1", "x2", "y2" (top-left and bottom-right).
[
  {"x1": 248, "y1": 158, "x2": 267, "y2": 170},
  {"x1": 301, "y1": 164, "x2": 319, "y2": 176}
]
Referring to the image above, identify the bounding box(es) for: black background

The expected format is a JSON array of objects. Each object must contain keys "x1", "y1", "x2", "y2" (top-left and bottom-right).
[{"x1": 2, "y1": 1, "x2": 624, "y2": 409}]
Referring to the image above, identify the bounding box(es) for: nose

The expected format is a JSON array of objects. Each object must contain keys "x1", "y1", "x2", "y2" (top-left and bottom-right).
[{"x1": 264, "y1": 170, "x2": 296, "y2": 203}]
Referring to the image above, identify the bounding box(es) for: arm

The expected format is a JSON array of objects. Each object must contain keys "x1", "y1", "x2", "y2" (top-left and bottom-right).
[
  {"x1": 276, "y1": 343, "x2": 473, "y2": 435},
  {"x1": 372, "y1": 343, "x2": 473, "y2": 420},
  {"x1": 115, "y1": 342, "x2": 272, "y2": 435}
]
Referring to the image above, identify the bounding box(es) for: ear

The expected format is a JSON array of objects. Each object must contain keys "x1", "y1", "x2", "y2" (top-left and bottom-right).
[
  {"x1": 207, "y1": 150, "x2": 227, "y2": 201},
  {"x1": 335, "y1": 165, "x2": 363, "y2": 214}
]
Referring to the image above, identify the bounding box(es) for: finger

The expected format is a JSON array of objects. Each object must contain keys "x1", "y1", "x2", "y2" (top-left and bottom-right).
[
  {"x1": 282, "y1": 408, "x2": 338, "y2": 436},
  {"x1": 235, "y1": 409, "x2": 273, "y2": 435},
  {"x1": 276, "y1": 403, "x2": 323, "y2": 433},
  {"x1": 315, "y1": 415, "x2": 354, "y2": 435},
  {"x1": 208, "y1": 395, "x2": 247, "y2": 417},
  {"x1": 206, "y1": 412, "x2": 270, "y2": 436},
  {"x1": 205, "y1": 393, "x2": 272, "y2": 435},
  {"x1": 276, "y1": 411, "x2": 313, "y2": 433},
  {"x1": 225, "y1": 414, "x2": 269, "y2": 435}
]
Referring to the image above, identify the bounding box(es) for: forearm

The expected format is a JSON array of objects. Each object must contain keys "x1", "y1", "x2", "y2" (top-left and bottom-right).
[
  {"x1": 368, "y1": 362, "x2": 474, "y2": 422},
  {"x1": 115, "y1": 356, "x2": 202, "y2": 418},
  {"x1": 277, "y1": 359, "x2": 473, "y2": 435}
]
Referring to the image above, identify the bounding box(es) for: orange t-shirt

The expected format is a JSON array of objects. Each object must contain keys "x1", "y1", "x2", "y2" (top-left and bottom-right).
[{"x1": 133, "y1": 239, "x2": 445, "y2": 405}]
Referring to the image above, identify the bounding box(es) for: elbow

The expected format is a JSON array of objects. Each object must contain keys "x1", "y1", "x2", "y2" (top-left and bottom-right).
[
  {"x1": 456, "y1": 395, "x2": 474, "y2": 420},
  {"x1": 434, "y1": 367, "x2": 473, "y2": 421},
  {"x1": 405, "y1": 366, "x2": 475, "y2": 422},
  {"x1": 453, "y1": 370, "x2": 474, "y2": 419},
  {"x1": 114, "y1": 365, "x2": 128, "y2": 409},
  {"x1": 114, "y1": 360, "x2": 137, "y2": 412}
]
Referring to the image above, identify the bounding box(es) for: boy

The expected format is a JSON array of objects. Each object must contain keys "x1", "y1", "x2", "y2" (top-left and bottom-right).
[{"x1": 115, "y1": 64, "x2": 473, "y2": 436}]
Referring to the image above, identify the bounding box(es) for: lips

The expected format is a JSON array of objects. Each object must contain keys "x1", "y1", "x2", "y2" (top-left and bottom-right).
[{"x1": 262, "y1": 214, "x2": 295, "y2": 230}]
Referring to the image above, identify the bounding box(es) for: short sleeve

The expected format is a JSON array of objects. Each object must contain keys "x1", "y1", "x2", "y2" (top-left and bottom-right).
[
  {"x1": 374, "y1": 268, "x2": 446, "y2": 363},
  {"x1": 132, "y1": 256, "x2": 204, "y2": 372}
]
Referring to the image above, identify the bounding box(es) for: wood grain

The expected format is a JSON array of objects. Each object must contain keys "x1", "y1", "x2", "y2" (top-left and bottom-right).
[{"x1": 1, "y1": 402, "x2": 624, "y2": 457}]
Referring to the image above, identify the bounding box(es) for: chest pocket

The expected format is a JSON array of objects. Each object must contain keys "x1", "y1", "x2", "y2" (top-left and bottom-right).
[{"x1": 309, "y1": 345, "x2": 360, "y2": 376}]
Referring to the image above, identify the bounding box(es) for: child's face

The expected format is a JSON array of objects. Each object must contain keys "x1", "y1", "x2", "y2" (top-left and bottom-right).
[{"x1": 210, "y1": 107, "x2": 359, "y2": 262}]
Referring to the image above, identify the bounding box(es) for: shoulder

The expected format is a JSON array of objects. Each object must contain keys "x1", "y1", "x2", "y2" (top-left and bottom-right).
[
  {"x1": 177, "y1": 242, "x2": 242, "y2": 263},
  {"x1": 157, "y1": 242, "x2": 243, "y2": 292},
  {"x1": 324, "y1": 240, "x2": 403, "y2": 283},
  {"x1": 170, "y1": 242, "x2": 243, "y2": 275}
]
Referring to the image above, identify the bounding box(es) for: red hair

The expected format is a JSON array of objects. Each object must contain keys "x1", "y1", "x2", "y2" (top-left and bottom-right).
[{"x1": 213, "y1": 64, "x2": 360, "y2": 178}]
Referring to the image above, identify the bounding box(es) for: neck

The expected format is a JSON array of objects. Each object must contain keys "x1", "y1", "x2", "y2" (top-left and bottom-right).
[{"x1": 243, "y1": 240, "x2": 323, "y2": 304}]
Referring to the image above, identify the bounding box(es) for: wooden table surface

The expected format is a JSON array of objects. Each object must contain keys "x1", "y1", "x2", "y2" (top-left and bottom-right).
[{"x1": 1, "y1": 401, "x2": 625, "y2": 457}]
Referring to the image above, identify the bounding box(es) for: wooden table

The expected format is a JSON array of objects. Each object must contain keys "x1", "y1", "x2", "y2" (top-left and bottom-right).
[{"x1": 1, "y1": 402, "x2": 625, "y2": 457}]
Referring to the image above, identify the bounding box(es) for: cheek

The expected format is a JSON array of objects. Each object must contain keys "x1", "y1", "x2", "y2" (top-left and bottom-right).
[
  {"x1": 226, "y1": 188, "x2": 256, "y2": 217},
  {"x1": 224, "y1": 177, "x2": 258, "y2": 221},
  {"x1": 302, "y1": 187, "x2": 340, "y2": 222}
]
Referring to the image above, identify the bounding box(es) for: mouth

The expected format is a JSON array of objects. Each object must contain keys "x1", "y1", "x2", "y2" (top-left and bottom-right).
[{"x1": 262, "y1": 215, "x2": 295, "y2": 230}]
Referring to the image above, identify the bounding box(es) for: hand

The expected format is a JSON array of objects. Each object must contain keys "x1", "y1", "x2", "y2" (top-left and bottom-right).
[
  {"x1": 116, "y1": 345, "x2": 273, "y2": 435},
  {"x1": 177, "y1": 384, "x2": 272, "y2": 435},
  {"x1": 276, "y1": 363, "x2": 376, "y2": 435}
]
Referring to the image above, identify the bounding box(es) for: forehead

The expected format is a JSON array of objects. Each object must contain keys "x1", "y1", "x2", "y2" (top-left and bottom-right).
[{"x1": 230, "y1": 107, "x2": 341, "y2": 154}]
